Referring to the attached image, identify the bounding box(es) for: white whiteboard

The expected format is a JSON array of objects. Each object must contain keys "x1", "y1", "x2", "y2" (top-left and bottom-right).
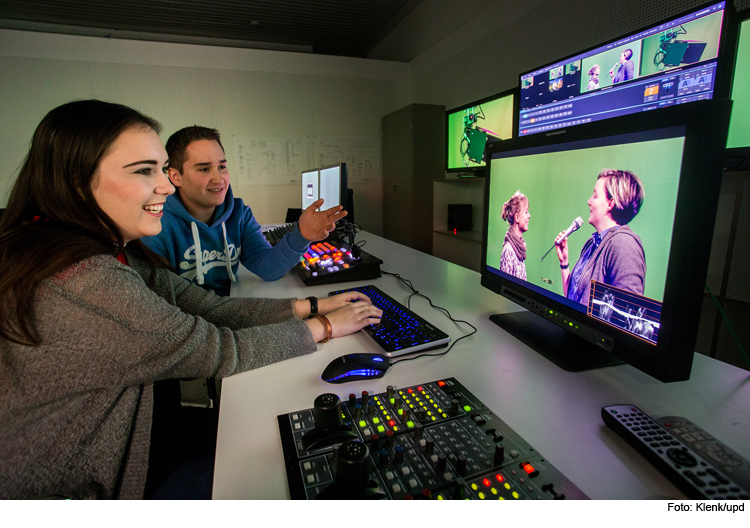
[
  {"x1": 315, "y1": 137, "x2": 381, "y2": 186},
  {"x1": 233, "y1": 136, "x2": 311, "y2": 187},
  {"x1": 232, "y1": 135, "x2": 381, "y2": 187}
]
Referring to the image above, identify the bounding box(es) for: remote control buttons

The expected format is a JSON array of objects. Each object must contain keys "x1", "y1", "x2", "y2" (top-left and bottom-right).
[{"x1": 667, "y1": 448, "x2": 698, "y2": 467}]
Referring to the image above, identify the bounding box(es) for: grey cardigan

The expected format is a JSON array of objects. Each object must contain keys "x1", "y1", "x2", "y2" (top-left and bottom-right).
[
  {"x1": 568, "y1": 225, "x2": 646, "y2": 306},
  {"x1": 0, "y1": 251, "x2": 316, "y2": 499}
]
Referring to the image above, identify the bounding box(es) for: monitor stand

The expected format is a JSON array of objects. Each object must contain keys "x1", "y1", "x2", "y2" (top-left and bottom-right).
[{"x1": 489, "y1": 311, "x2": 624, "y2": 372}]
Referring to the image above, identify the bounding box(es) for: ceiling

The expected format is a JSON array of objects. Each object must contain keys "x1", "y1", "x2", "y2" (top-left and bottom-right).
[{"x1": 0, "y1": 0, "x2": 421, "y2": 58}]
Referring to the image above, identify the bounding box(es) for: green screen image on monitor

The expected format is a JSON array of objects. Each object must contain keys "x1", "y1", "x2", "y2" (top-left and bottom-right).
[
  {"x1": 727, "y1": 17, "x2": 750, "y2": 150},
  {"x1": 446, "y1": 92, "x2": 515, "y2": 171},
  {"x1": 486, "y1": 134, "x2": 685, "y2": 304},
  {"x1": 639, "y1": 10, "x2": 723, "y2": 78}
]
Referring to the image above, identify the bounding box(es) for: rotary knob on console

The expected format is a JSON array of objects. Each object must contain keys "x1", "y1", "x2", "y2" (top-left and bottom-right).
[
  {"x1": 437, "y1": 453, "x2": 447, "y2": 472},
  {"x1": 494, "y1": 444, "x2": 505, "y2": 465},
  {"x1": 450, "y1": 399, "x2": 459, "y2": 416},
  {"x1": 361, "y1": 391, "x2": 369, "y2": 405},
  {"x1": 393, "y1": 395, "x2": 402, "y2": 410},
  {"x1": 367, "y1": 402, "x2": 376, "y2": 416},
  {"x1": 413, "y1": 422, "x2": 424, "y2": 439},
  {"x1": 385, "y1": 430, "x2": 396, "y2": 446},
  {"x1": 425, "y1": 437, "x2": 434, "y2": 455},
  {"x1": 313, "y1": 393, "x2": 342, "y2": 430},
  {"x1": 387, "y1": 385, "x2": 395, "y2": 399},
  {"x1": 354, "y1": 404, "x2": 363, "y2": 419},
  {"x1": 417, "y1": 409, "x2": 427, "y2": 422},
  {"x1": 379, "y1": 448, "x2": 390, "y2": 468},
  {"x1": 349, "y1": 393, "x2": 357, "y2": 407},
  {"x1": 456, "y1": 478, "x2": 466, "y2": 499},
  {"x1": 394, "y1": 445, "x2": 405, "y2": 464},
  {"x1": 335, "y1": 440, "x2": 372, "y2": 491},
  {"x1": 456, "y1": 454, "x2": 467, "y2": 476}
]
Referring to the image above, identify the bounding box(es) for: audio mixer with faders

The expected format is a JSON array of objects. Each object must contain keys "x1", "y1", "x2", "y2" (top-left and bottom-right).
[{"x1": 277, "y1": 378, "x2": 588, "y2": 499}]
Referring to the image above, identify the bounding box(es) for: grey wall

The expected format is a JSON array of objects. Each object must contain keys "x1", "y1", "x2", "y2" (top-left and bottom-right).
[{"x1": 0, "y1": 30, "x2": 410, "y2": 234}]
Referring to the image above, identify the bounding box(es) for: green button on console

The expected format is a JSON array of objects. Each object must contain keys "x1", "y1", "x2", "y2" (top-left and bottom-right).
[{"x1": 463, "y1": 405, "x2": 472, "y2": 412}]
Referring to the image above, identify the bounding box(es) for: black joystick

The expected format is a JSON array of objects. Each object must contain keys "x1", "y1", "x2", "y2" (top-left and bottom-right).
[
  {"x1": 316, "y1": 440, "x2": 387, "y2": 500},
  {"x1": 313, "y1": 393, "x2": 342, "y2": 430},
  {"x1": 301, "y1": 393, "x2": 358, "y2": 451}
]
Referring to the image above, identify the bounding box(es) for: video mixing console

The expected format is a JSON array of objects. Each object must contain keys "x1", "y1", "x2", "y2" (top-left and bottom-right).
[
  {"x1": 294, "y1": 239, "x2": 382, "y2": 286},
  {"x1": 277, "y1": 378, "x2": 588, "y2": 499}
]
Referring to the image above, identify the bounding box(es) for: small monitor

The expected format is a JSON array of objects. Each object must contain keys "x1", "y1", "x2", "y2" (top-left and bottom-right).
[
  {"x1": 319, "y1": 163, "x2": 348, "y2": 210},
  {"x1": 481, "y1": 100, "x2": 731, "y2": 382},
  {"x1": 301, "y1": 169, "x2": 319, "y2": 210},
  {"x1": 446, "y1": 89, "x2": 516, "y2": 172},
  {"x1": 726, "y1": 12, "x2": 750, "y2": 155},
  {"x1": 518, "y1": 1, "x2": 730, "y2": 137}
]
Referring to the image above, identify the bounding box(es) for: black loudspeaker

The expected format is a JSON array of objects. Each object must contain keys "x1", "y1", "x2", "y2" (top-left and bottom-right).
[{"x1": 447, "y1": 204, "x2": 473, "y2": 231}]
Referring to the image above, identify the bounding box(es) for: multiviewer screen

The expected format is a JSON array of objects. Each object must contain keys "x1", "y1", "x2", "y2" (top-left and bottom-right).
[
  {"x1": 518, "y1": 2, "x2": 726, "y2": 136},
  {"x1": 727, "y1": 16, "x2": 750, "y2": 150},
  {"x1": 486, "y1": 126, "x2": 687, "y2": 345}
]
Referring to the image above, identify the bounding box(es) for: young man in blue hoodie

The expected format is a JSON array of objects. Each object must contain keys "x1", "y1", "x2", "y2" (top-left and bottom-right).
[{"x1": 142, "y1": 126, "x2": 346, "y2": 296}]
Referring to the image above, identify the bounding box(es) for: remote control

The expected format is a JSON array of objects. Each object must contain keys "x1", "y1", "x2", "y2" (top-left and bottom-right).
[
  {"x1": 602, "y1": 404, "x2": 749, "y2": 500},
  {"x1": 655, "y1": 415, "x2": 750, "y2": 492}
]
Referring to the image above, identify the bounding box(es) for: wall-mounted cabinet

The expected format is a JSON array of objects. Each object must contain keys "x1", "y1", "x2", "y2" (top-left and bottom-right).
[{"x1": 382, "y1": 104, "x2": 445, "y2": 254}]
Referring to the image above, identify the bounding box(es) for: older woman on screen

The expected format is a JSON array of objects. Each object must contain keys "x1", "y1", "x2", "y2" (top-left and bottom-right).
[
  {"x1": 499, "y1": 190, "x2": 530, "y2": 280},
  {"x1": 555, "y1": 169, "x2": 646, "y2": 306}
]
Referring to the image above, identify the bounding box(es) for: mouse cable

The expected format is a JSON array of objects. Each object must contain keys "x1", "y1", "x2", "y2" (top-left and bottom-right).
[{"x1": 380, "y1": 270, "x2": 477, "y2": 365}]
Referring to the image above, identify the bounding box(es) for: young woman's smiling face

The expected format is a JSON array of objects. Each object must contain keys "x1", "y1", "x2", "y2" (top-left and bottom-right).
[{"x1": 92, "y1": 127, "x2": 173, "y2": 243}]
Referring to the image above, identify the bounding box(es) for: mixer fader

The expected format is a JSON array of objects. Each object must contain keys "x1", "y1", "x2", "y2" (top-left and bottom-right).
[{"x1": 277, "y1": 378, "x2": 588, "y2": 499}]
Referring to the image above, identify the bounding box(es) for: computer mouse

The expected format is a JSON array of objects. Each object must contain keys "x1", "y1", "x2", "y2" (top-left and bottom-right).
[{"x1": 321, "y1": 353, "x2": 391, "y2": 384}]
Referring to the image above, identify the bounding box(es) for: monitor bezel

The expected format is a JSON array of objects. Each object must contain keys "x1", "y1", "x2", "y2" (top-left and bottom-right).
[
  {"x1": 725, "y1": 8, "x2": 750, "y2": 158},
  {"x1": 444, "y1": 87, "x2": 519, "y2": 174},
  {"x1": 517, "y1": 1, "x2": 734, "y2": 138},
  {"x1": 481, "y1": 100, "x2": 732, "y2": 382},
  {"x1": 318, "y1": 162, "x2": 348, "y2": 211},
  {"x1": 301, "y1": 168, "x2": 320, "y2": 210}
]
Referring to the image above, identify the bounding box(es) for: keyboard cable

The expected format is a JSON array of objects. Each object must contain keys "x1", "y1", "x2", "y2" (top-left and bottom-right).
[{"x1": 380, "y1": 270, "x2": 478, "y2": 365}]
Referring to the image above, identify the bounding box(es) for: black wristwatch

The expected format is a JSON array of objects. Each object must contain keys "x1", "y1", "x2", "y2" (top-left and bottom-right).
[{"x1": 307, "y1": 296, "x2": 318, "y2": 317}]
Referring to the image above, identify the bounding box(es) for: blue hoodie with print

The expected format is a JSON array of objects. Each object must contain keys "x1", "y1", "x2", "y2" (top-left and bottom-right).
[{"x1": 142, "y1": 185, "x2": 309, "y2": 296}]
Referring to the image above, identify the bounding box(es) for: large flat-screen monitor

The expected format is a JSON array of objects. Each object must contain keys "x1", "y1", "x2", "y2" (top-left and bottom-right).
[
  {"x1": 319, "y1": 163, "x2": 348, "y2": 209},
  {"x1": 481, "y1": 100, "x2": 731, "y2": 382},
  {"x1": 726, "y1": 11, "x2": 750, "y2": 157},
  {"x1": 301, "y1": 169, "x2": 319, "y2": 210},
  {"x1": 446, "y1": 89, "x2": 516, "y2": 173},
  {"x1": 518, "y1": 1, "x2": 730, "y2": 137}
]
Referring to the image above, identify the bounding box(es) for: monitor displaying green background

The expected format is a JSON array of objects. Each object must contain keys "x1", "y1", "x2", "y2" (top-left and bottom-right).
[
  {"x1": 727, "y1": 17, "x2": 750, "y2": 150},
  {"x1": 486, "y1": 133, "x2": 685, "y2": 305},
  {"x1": 446, "y1": 91, "x2": 515, "y2": 171},
  {"x1": 639, "y1": 10, "x2": 723, "y2": 78}
]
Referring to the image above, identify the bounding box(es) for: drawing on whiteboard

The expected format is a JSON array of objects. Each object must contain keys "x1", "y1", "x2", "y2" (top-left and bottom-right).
[
  {"x1": 315, "y1": 137, "x2": 381, "y2": 185},
  {"x1": 233, "y1": 136, "x2": 311, "y2": 187}
]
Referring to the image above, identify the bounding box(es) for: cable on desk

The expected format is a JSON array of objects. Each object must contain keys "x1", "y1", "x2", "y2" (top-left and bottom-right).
[{"x1": 381, "y1": 270, "x2": 478, "y2": 365}]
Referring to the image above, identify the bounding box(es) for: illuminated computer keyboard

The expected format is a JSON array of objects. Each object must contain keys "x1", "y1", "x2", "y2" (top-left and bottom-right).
[{"x1": 329, "y1": 284, "x2": 450, "y2": 357}]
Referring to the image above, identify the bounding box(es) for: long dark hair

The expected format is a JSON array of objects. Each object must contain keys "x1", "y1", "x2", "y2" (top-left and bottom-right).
[{"x1": 0, "y1": 100, "x2": 170, "y2": 345}]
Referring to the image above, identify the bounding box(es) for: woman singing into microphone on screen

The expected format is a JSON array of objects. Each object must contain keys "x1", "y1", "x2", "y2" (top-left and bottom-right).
[
  {"x1": 555, "y1": 169, "x2": 646, "y2": 306},
  {"x1": 499, "y1": 190, "x2": 530, "y2": 280}
]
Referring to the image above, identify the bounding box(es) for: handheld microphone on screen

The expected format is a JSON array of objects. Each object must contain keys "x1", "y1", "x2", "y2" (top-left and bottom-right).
[{"x1": 541, "y1": 216, "x2": 583, "y2": 262}]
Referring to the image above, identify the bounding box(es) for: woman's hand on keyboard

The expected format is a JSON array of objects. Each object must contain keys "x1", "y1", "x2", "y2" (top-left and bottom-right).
[
  {"x1": 319, "y1": 291, "x2": 371, "y2": 315},
  {"x1": 325, "y1": 297, "x2": 383, "y2": 338}
]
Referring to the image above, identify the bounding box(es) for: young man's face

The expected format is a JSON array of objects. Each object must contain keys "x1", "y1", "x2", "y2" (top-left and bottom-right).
[{"x1": 169, "y1": 139, "x2": 229, "y2": 219}]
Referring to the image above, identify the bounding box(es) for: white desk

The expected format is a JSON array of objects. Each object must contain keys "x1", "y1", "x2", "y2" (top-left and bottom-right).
[{"x1": 213, "y1": 232, "x2": 750, "y2": 499}]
